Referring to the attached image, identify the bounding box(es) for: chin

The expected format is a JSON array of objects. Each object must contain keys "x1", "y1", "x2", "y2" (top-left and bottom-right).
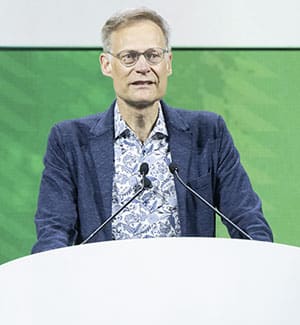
[
  {"x1": 123, "y1": 96, "x2": 160, "y2": 109},
  {"x1": 126, "y1": 100, "x2": 157, "y2": 109}
]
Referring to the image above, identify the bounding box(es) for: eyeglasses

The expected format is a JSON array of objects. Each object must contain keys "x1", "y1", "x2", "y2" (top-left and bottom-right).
[{"x1": 107, "y1": 47, "x2": 169, "y2": 67}]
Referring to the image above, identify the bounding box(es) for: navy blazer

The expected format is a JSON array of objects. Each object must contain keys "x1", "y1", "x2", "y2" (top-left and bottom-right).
[{"x1": 32, "y1": 101, "x2": 273, "y2": 253}]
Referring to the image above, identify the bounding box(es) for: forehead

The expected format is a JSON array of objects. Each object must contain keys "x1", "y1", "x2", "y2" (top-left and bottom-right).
[{"x1": 110, "y1": 20, "x2": 166, "y2": 52}]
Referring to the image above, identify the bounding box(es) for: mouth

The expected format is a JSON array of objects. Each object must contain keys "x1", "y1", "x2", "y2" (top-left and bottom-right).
[{"x1": 130, "y1": 80, "x2": 155, "y2": 86}]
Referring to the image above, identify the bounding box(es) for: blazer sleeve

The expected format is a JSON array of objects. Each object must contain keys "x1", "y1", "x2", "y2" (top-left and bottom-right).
[
  {"x1": 215, "y1": 116, "x2": 273, "y2": 241},
  {"x1": 31, "y1": 124, "x2": 79, "y2": 253}
]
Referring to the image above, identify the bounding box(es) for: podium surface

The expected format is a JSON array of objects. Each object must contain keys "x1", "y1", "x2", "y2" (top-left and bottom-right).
[{"x1": 1, "y1": 237, "x2": 300, "y2": 324}]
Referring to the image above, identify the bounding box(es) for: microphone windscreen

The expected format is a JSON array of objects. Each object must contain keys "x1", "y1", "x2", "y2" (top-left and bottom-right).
[
  {"x1": 169, "y1": 163, "x2": 179, "y2": 174},
  {"x1": 139, "y1": 162, "x2": 149, "y2": 176}
]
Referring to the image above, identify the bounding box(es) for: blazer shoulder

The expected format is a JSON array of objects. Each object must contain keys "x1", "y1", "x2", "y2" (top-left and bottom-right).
[
  {"x1": 46, "y1": 110, "x2": 111, "y2": 150},
  {"x1": 174, "y1": 107, "x2": 221, "y2": 123},
  {"x1": 54, "y1": 112, "x2": 104, "y2": 133},
  {"x1": 164, "y1": 104, "x2": 226, "y2": 138}
]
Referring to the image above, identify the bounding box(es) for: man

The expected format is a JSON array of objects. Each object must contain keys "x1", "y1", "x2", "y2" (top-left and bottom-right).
[{"x1": 32, "y1": 8, "x2": 272, "y2": 253}]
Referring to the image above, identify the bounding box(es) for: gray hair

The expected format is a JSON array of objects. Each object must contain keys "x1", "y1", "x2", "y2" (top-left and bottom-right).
[{"x1": 101, "y1": 7, "x2": 171, "y2": 52}]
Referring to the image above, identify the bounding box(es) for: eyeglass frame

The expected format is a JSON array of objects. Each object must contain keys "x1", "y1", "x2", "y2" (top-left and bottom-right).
[{"x1": 106, "y1": 47, "x2": 169, "y2": 67}]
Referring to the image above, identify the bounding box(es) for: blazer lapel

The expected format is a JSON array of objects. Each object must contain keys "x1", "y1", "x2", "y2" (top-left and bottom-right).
[
  {"x1": 88, "y1": 103, "x2": 115, "y2": 223},
  {"x1": 162, "y1": 102, "x2": 192, "y2": 231}
]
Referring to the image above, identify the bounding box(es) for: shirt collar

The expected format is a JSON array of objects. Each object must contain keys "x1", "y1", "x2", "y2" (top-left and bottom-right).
[{"x1": 114, "y1": 102, "x2": 168, "y2": 140}]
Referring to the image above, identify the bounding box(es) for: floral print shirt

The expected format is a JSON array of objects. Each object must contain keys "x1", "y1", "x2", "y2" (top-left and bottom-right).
[{"x1": 111, "y1": 103, "x2": 181, "y2": 240}]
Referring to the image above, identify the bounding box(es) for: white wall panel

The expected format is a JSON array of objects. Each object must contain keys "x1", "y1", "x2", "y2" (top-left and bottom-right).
[{"x1": 0, "y1": 0, "x2": 300, "y2": 47}]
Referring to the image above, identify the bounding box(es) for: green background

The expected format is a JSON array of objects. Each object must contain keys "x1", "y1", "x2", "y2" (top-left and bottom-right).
[{"x1": 0, "y1": 49, "x2": 299, "y2": 264}]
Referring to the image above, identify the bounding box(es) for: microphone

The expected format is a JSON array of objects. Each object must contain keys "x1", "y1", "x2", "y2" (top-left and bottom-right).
[
  {"x1": 140, "y1": 162, "x2": 152, "y2": 188},
  {"x1": 80, "y1": 163, "x2": 152, "y2": 244},
  {"x1": 140, "y1": 162, "x2": 149, "y2": 175},
  {"x1": 169, "y1": 163, "x2": 253, "y2": 240}
]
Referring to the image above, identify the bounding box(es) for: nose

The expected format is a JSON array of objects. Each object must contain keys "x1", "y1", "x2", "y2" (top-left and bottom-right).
[{"x1": 134, "y1": 54, "x2": 151, "y2": 73}]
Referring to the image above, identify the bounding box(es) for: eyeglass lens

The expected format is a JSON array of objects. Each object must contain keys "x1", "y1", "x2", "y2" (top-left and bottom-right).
[{"x1": 119, "y1": 48, "x2": 166, "y2": 66}]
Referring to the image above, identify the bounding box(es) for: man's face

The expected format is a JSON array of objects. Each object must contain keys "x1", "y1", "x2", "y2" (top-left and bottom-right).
[{"x1": 100, "y1": 20, "x2": 172, "y2": 109}]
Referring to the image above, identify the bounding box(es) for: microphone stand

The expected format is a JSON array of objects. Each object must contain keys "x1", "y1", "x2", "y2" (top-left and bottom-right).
[
  {"x1": 170, "y1": 164, "x2": 253, "y2": 240},
  {"x1": 80, "y1": 174, "x2": 151, "y2": 245}
]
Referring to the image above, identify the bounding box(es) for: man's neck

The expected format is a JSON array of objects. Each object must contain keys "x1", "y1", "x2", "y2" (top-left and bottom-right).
[{"x1": 117, "y1": 99, "x2": 160, "y2": 143}]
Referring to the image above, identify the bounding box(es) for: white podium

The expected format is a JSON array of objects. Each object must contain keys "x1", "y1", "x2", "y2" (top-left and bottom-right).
[{"x1": 1, "y1": 238, "x2": 300, "y2": 324}]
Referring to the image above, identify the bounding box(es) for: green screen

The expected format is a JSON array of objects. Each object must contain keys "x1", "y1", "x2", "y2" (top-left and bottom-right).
[{"x1": 1, "y1": 49, "x2": 299, "y2": 264}]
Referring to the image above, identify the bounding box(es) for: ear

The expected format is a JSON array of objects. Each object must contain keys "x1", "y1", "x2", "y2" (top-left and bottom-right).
[
  {"x1": 166, "y1": 52, "x2": 173, "y2": 76},
  {"x1": 99, "y1": 53, "x2": 112, "y2": 77}
]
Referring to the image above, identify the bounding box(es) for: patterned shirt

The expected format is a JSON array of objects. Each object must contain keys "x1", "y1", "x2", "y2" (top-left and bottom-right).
[{"x1": 111, "y1": 103, "x2": 181, "y2": 240}]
